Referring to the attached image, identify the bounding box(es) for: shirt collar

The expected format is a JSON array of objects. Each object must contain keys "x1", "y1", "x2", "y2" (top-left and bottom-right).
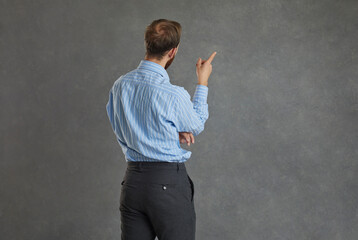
[{"x1": 137, "y1": 60, "x2": 170, "y2": 82}]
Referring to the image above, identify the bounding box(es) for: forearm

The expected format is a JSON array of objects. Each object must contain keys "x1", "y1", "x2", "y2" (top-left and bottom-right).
[{"x1": 191, "y1": 84, "x2": 209, "y2": 136}]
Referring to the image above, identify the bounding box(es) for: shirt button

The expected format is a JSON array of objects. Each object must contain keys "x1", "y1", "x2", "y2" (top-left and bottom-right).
[{"x1": 162, "y1": 185, "x2": 167, "y2": 190}]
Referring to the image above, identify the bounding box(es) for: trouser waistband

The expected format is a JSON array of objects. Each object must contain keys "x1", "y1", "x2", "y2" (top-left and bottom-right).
[
  {"x1": 124, "y1": 161, "x2": 188, "y2": 184},
  {"x1": 127, "y1": 161, "x2": 186, "y2": 171}
]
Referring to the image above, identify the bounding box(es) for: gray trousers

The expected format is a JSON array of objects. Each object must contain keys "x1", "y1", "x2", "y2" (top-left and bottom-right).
[{"x1": 120, "y1": 161, "x2": 196, "y2": 240}]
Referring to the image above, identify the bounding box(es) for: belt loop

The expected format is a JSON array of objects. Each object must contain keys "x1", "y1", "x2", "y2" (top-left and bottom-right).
[{"x1": 177, "y1": 162, "x2": 179, "y2": 172}]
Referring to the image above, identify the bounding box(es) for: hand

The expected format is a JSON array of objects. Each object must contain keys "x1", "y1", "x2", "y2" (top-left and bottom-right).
[
  {"x1": 196, "y1": 51, "x2": 217, "y2": 85},
  {"x1": 178, "y1": 132, "x2": 195, "y2": 146}
]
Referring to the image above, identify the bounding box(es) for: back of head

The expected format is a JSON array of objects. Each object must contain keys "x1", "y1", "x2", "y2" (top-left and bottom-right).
[{"x1": 144, "y1": 19, "x2": 182, "y2": 60}]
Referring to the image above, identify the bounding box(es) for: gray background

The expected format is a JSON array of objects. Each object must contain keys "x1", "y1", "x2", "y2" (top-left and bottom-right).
[{"x1": 1, "y1": 0, "x2": 357, "y2": 239}]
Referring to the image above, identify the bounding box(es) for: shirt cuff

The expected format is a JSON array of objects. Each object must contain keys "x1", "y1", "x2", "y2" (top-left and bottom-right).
[{"x1": 193, "y1": 84, "x2": 208, "y2": 103}]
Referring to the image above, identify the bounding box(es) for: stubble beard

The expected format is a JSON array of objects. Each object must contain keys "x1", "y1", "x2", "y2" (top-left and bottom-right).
[{"x1": 165, "y1": 55, "x2": 175, "y2": 70}]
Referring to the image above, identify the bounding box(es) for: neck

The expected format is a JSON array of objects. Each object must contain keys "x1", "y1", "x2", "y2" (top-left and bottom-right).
[{"x1": 144, "y1": 56, "x2": 167, "y2": 69}]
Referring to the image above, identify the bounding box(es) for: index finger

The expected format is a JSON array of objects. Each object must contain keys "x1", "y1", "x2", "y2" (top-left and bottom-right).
[{"x1": 207, "y1": 51, "x2": 217, "y2": 64}]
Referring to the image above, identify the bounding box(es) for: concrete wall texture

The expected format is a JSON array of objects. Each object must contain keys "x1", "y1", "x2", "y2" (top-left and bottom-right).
[{"x1": 1, "y1": 0, "x2": 357, "y2": 239}]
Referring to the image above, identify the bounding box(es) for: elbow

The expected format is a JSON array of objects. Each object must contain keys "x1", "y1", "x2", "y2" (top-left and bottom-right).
[
  {"x1": 193, "y1": 124, "x2": 205, "y2": 137},
  {"x1": 193, "y1": 113, "x2": 209, "y2": 136}
]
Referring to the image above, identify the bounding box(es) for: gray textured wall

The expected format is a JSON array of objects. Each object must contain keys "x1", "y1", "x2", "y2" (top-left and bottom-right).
[{"x1": 1, "y1": 0, "x2": 357, "y2": 239}]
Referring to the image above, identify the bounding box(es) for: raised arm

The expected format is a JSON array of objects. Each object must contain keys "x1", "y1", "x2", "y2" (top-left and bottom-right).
[{"x1": 170, "y1": 51, "x2": 217, "y2": 137}]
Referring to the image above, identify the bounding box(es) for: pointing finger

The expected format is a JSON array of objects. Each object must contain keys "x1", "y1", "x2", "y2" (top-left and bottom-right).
[{"x1": 206, "y1": 51, "x2": 217, "y2": 64}]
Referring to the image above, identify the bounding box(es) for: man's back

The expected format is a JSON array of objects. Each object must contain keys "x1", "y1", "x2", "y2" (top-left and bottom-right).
[
  {"x1": 107, "y1": 19, "x2": 216, "y2": 240},
  {"x1": 106, "y1": 59, "x2": 209, "y2": 162}
]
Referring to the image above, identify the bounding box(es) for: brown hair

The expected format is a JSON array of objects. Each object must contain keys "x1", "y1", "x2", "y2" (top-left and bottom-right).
[{"x1": 144, "y1": 19, "x2": 182, "y2": 60}]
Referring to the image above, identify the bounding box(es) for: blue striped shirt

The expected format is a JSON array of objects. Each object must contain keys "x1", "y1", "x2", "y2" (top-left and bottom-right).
[{"x1": 106, "y1": 60, "x2": 209, "y2": 162}]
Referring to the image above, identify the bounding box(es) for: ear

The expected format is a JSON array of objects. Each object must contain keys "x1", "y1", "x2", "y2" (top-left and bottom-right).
[{"x1": 168, "y1": 47, "x2": 177, "y2": 58}]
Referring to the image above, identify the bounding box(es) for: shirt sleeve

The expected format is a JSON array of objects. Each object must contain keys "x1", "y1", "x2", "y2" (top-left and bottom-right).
[
  {"x1": 106, "y1": 88, "x2": 115, "y2": 132},
  {"x1": 170, "y1": 84, "x2": 209, "y2": 136}
]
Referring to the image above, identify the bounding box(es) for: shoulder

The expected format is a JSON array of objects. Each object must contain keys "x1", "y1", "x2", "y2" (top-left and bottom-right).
[
  {"x1": 169, "y1": 84, "x2": 191, "y2": 101},
  {"x1": 120, "y1": 69, "x2": 141, "y2": 80}
]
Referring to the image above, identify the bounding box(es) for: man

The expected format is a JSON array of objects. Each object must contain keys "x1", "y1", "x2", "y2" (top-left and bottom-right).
[{"x1": 106, "y1": 19, "x2": 216, "y2": 240}]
